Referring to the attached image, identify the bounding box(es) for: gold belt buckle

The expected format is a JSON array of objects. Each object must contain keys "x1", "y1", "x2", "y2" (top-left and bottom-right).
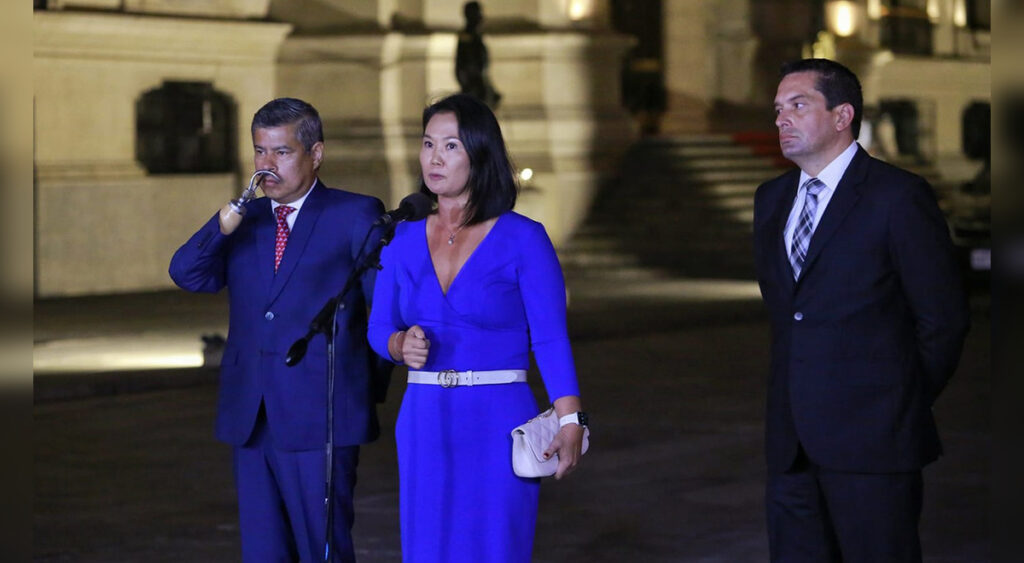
[{"x1": 437, "y1": 369, "x2": 458, "y2": 388}]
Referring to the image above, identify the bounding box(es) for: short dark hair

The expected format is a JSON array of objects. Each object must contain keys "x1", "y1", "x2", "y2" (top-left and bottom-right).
[
  {"x1": 251, "y1": 97, "x2": 324, "y2": 153},
  {"x1": 781, "y1": 58, "x2": 863, "y2": 138},
  {"x1": 419, "y1": 93, "x2": 518, "y2": 225}
]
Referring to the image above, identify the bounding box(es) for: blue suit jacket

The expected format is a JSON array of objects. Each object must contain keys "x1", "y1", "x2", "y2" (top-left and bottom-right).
[
  {"x1": 753, "y1": 147, "x2": 970, "y2": 474},
  {"x1": 170, "y1": 181, "x2": 389, "y2": 451}
]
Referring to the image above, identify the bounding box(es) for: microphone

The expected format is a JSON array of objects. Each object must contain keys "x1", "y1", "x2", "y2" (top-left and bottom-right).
[{"x1": 374, "y1": 193, "x2": 433, "y2": 225}]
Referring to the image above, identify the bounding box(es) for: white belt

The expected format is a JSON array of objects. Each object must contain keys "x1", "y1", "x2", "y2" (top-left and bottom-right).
[{"x1": 407, "y1": 369, "x2": 527, "y2": 388}]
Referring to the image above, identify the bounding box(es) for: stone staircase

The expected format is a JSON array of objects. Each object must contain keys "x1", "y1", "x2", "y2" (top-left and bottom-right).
[
  {"x1": 559, "y1": 132, "x2": 793, "y2": 285},
  {"x1": 558, "y1": 131, "x2": 951, "y2": 302}
]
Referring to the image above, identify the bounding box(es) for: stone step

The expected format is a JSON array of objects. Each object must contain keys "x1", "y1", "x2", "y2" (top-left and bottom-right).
[
  {"x1": 562, "y1": 264, "x2": 668, "y2": 283},
  {"x1": 559, "y1": 236, "x2": 627, "y2": 253},
  {"x1": 684, "y1": 168, "x2": 773, "y2": 183},
  {"x1": 704, "y1": 182, "x2": 762, "y2": 196},
  {"x1": 664, "y1": 145, "x2": 762, "y2": 158},
  {"x1": 664, "y1": 158, "x2": 784, "y2": 172},
  {"x1": 557, "y1": 249, "x2": 641, "y2": 269},
  {"x1": 573, "y1": 225, "x2": 753, "y2": 247},
  {"x1": 639, "y1": 134, "x2": 736, "y2": 146},
  {"x1": 619, "y1": 168, "x2": 779, "y2": 184},
  {"x1": 561, "y1": 133, "x2": 782, "y2": 281},
  {"x1": 590, "y1": 191, "x2": 758, "y2": 212}
]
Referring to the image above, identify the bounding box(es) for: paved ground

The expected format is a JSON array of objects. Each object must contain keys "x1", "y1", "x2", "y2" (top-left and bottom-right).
[{"x1": 34, "y1": 283, "x2": 990, "y2": 562}]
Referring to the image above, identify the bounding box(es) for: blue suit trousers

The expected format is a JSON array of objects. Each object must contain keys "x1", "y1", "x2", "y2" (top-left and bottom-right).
[{"x1": 233, "y1": 405, "x2": 359, "y2": 562}]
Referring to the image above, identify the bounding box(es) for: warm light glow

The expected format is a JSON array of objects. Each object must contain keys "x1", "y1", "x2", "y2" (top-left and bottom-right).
[
  {"x1": 828, "y1": 1, "x2": 858, "y2": 37},
  {"x1": 519, "y1": 168, "x2": 534, "y2": 181},
  {"x1": 569, "y1": 278, "x2": 764, "y2": 303},
  {"x1": 568, "y1": 0, "x2": 591, "y2": 21},
  {"x1": 927, "y1": 0, "x2": 941, "y2": 22},
  {"x1": 34, "y1": 335, "x2": 207, "y2": 374},
  {"x1": 867, "y1": 0, "x2": 882, "y2": 19},
  {"x1": 953, "y1": 0, "x2": 968, "y2": 26},
  {"x1": 811, "y1": 30, "x2": 837, "y2": 59}
]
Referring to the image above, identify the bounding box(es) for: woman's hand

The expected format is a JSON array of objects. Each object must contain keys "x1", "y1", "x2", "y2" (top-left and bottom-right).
[
  {"x1": 400, "y1": 325, "x2": 430, "y2": 369},
  {"x1": 543, "y1": 395, "x2": 585, "y2": 480},
  {"x1": 543, "y1": 423, "x2": 584, "y2": 480}
]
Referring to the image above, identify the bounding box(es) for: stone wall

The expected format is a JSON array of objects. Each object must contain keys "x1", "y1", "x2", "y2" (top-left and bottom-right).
[{"x1": 34, "y1": 12, "x2": 290, "y2": 296}]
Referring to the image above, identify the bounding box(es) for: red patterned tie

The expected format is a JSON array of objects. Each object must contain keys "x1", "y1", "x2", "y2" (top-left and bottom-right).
[{"x1": 274, "y1": 205, "x2": 296, "y2": 273}]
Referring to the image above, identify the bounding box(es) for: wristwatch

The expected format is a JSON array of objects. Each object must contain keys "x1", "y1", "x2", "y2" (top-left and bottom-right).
[{"x1": 558, "y1": 411, "x2": 589, "y2": 428}]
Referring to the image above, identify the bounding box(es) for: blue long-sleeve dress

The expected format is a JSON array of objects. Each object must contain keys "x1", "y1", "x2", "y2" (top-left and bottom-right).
[{"x1": 368, "y1": 211, "x2": 580, "y2": 563}]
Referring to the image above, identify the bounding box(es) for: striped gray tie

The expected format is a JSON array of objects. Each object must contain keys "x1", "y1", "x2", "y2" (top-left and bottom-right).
[{"x1": 789, "y1": 178, "x2": 825, "y2": 280}]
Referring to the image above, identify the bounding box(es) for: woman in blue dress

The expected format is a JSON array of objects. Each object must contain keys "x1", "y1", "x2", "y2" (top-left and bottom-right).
[{"x1": 368, "y1": 93, "x2": 587, "y2": 562}]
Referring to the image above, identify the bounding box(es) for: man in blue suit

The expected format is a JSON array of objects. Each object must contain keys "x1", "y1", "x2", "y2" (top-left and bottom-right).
[
  {"x1": 753, "y1": 59, "x2": 970, "y2": 562},
  {"x1": 170, "y1": 98, "x2": 388, "y2": 562}
]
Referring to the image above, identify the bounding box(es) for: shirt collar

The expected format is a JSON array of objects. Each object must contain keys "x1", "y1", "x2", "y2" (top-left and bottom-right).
[
  {"x1": 798, "y1": 141, "x2": 859, "y2": 193},
  {"x1": 271, "y1": 178, "x2": 317, "y2": 215}
]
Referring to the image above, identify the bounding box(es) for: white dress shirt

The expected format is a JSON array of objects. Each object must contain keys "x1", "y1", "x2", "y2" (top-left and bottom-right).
[
  {"x1": 270, "y1": 179, "x2": 317, "y2": 231},
  {"x1": 783, "y1": 141, "x2": 859, "y2": 254}
]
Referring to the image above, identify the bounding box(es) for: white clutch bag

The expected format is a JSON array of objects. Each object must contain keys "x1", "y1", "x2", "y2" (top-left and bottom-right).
[{"x1": 510, "y1": 407, "x2": 590, "y2": 478}]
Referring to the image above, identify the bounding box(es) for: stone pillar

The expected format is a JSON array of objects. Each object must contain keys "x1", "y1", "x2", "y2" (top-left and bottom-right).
[
  {"x1": 276, "y1": 0, "x2": 633, "y2": 246},
  {"x1": 494, "y1": 30, "x2": 635, "y2": 244},
  {"x1": 661, "y1": 0, "x2": 712, "y2": 133},
  {"x1": 712, "y1": 0, "x2": 759, "y2": 107}
]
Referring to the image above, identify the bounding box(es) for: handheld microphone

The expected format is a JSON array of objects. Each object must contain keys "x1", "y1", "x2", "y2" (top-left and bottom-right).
[{"x1": 374, "y1": 193, "x2": 434, "y2": 225}]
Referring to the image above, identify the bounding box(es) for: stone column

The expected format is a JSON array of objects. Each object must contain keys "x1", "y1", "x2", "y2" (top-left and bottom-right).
[
  {"x1": 277, "y1": 0, "x2": 633, "y2": 246},
  {"x1": 712, "y1": 0, "x2": 759, "y2": 107},
  {"x1": 661, "y1": 0, "x2": 712, "y2": 133}
]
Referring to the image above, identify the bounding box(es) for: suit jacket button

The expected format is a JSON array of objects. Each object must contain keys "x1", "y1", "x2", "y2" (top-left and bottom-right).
[
  {"x1": 265, "y1": 311, "x2": 275, "y2": 321},
  {"x1": 793, "y1": 312, "x2": 803, "y2": 321}
]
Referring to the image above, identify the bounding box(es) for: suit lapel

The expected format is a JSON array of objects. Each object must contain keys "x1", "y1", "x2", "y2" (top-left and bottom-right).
[
  {"x1": 797, "y1": 147, "x2": 868, "y2": 283},
  {"x1": 268, "y1": 180, "x2": 326, "y2": 304},
  {"x1": 252, "y1": 198, "x2": 277, "y2": 297},
  {"x1": 772, "y1": 171, "x2": 800, "y2": 293}
]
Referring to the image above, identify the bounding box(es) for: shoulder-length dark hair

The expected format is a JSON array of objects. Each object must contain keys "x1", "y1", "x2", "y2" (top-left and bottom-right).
[{"x1": 419, "y1": 93, "x2": 518, "y2": 225}]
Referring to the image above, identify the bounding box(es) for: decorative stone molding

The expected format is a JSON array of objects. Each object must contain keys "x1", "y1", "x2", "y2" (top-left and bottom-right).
[
  {"x1": 34, "y1": 11, "x2": 290, "y2": 64},
  {"x1": 35, "y1": 160, "x2": 148, "y2": 182},
  {"x1": 46, "y1": 0, "x2": 271, "y2": 19}
]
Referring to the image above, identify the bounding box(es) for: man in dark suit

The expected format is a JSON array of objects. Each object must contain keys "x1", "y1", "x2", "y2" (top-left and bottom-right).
[
  {"x1": 170, "y1": 98, "x2": 388, "y2": 562},
  {"x1": 752, "y1": 59, "x2": 970, "y2": 562}
]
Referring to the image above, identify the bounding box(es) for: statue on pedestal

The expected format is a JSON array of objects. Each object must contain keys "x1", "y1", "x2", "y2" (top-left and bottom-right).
[{"x1": 456, "y1": 1, "x2": 502, "y2": 109}]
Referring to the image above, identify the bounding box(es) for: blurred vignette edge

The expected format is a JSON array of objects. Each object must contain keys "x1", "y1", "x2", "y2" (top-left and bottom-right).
[
  {"x1": 2, "y1": 1, "x2": 33, "y2": 562},
  {"x1": 992, "y1": 2, "x2": 1024, "y2": 561}
]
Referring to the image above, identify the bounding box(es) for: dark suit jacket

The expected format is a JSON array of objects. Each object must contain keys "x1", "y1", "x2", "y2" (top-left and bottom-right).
[
  {"x1": 753, "y1": 147, "x2": 970, "y2": 474},
  {"x1": 169, "y1": 180, "x2": 389, "y2": 451}
]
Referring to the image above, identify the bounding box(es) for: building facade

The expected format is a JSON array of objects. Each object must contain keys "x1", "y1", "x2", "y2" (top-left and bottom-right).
[{"x1": 33, "y1": 0, "x2": 989, "y2": 296}]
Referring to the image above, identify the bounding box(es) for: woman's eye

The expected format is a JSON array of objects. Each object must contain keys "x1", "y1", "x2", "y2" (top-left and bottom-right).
[{"x1": 446, "y1": 142, "x2": 458, "y2": 150}]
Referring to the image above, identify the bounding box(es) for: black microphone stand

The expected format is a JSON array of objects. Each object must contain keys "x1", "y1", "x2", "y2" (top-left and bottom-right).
[{"x1": 285, "y1": 220, "x2": 397, "y2": 563}]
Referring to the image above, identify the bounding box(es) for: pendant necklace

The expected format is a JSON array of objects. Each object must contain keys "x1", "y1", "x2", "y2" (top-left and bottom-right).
[{"x1": 447, "y1": 223, "x2": 465, "y2": 245}]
